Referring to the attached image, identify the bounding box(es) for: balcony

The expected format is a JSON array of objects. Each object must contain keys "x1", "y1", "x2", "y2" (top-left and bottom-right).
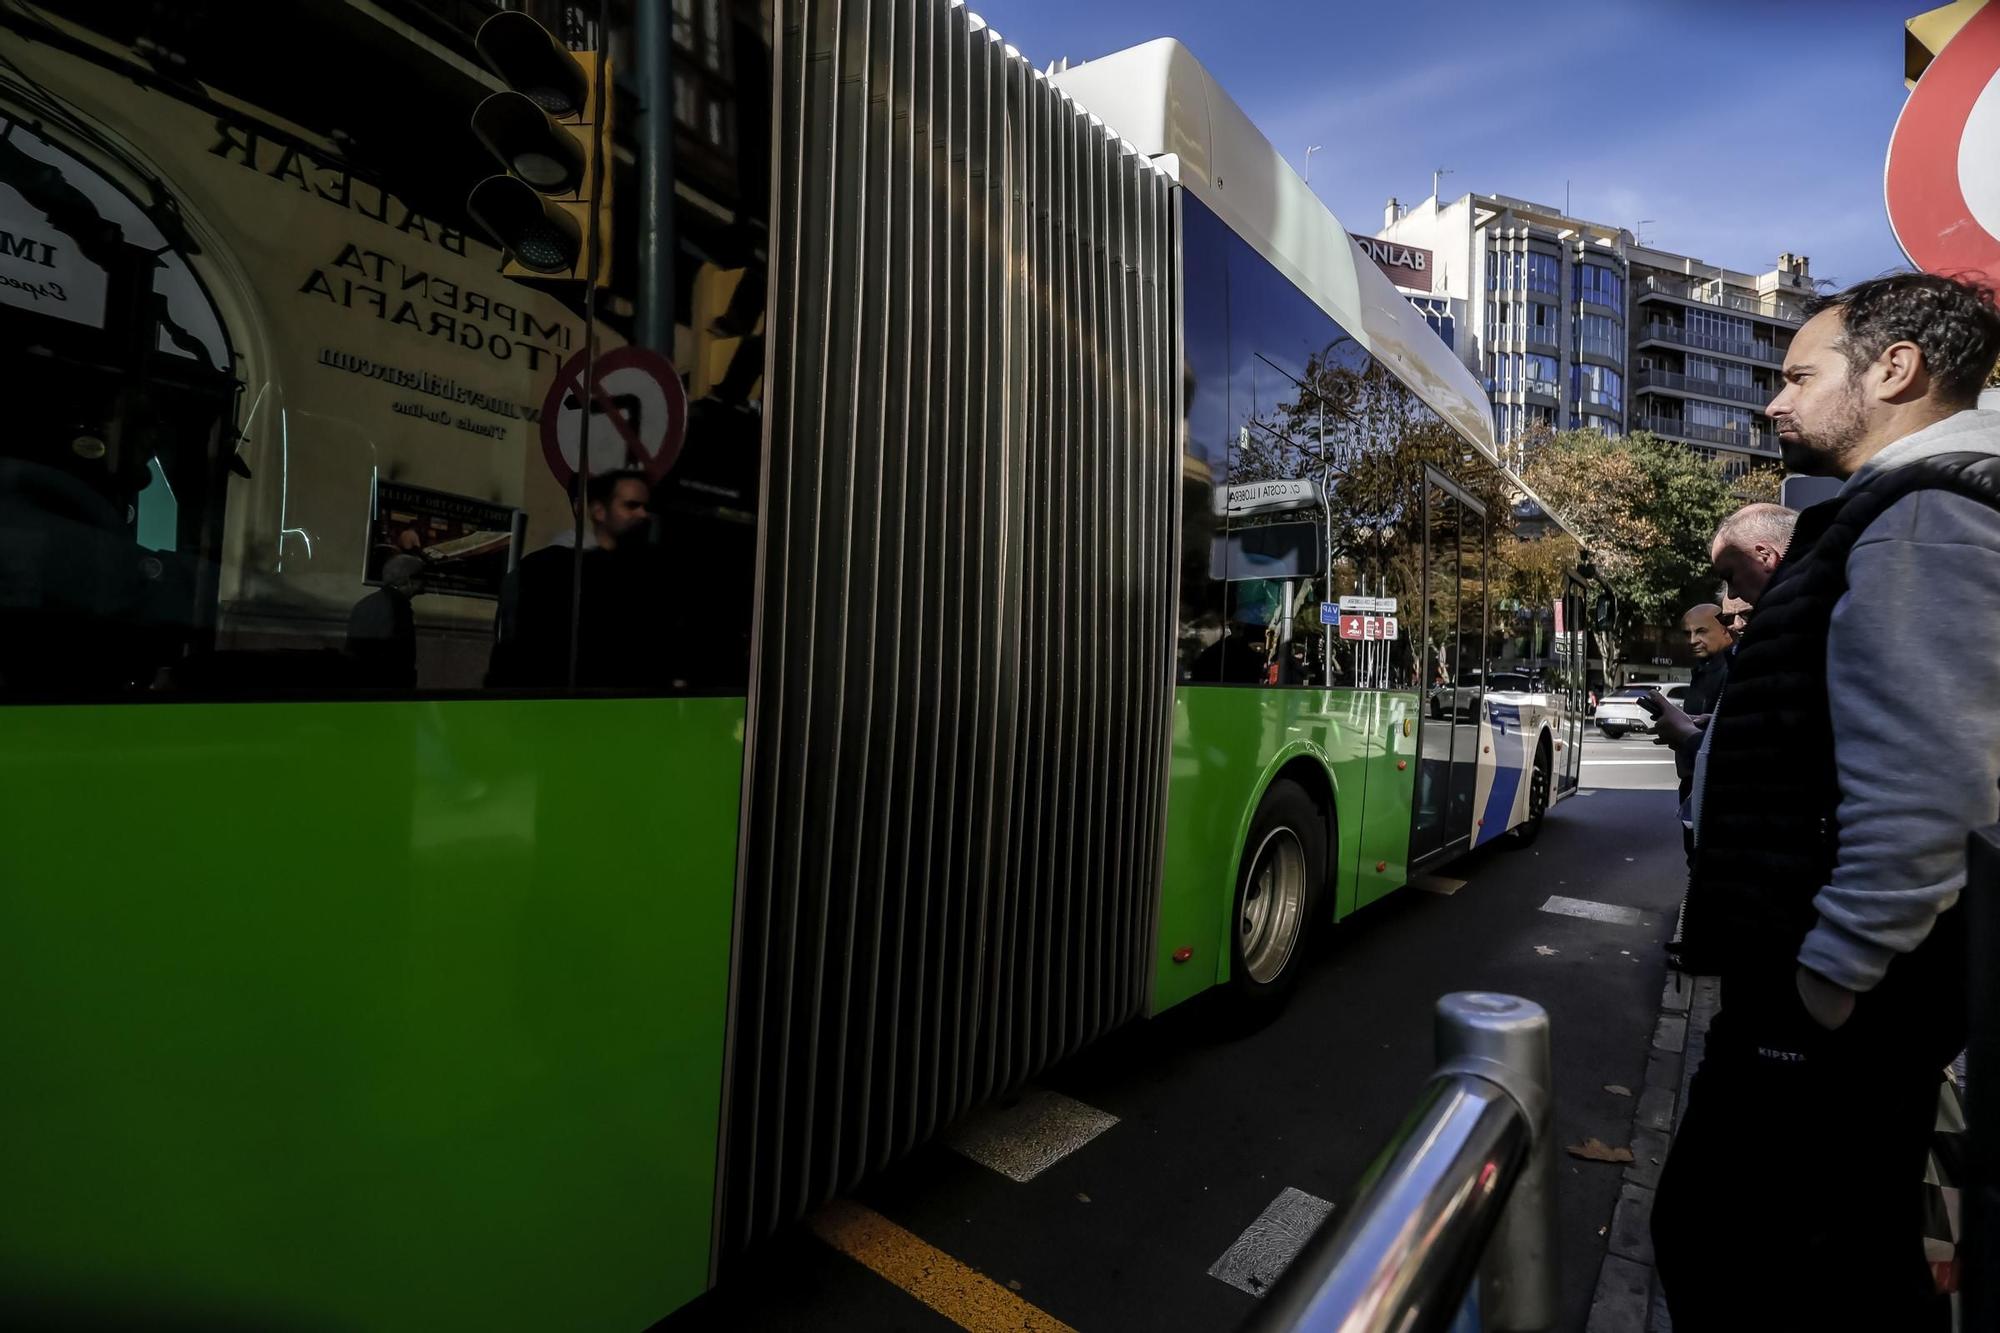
[
  {"x1": 1637, "y1": 322, "x2": 1784, "y2": 366},
  {"x1": 1633, "y1": 413, "x2": 1780, "y2": 455},
  {"x1": 1633, "y1": 368, "x2": 1776, "y2": 408},
  {"x1": 1636, "y1": 274, "x2": 1805, "y2": 326}
]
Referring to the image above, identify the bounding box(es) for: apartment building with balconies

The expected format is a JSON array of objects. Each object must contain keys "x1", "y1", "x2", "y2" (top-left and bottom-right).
[
  {"x1": 1626, "y1": 248, "x2": 1812, "y2": 471},
  {"x1": 1367, "y1": 191, "x2": 1810, "y2": 474}
]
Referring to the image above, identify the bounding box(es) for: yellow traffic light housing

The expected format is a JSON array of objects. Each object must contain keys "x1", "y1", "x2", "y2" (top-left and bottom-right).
[{"x1": 467, "y1": 12, "x2": 612, "y2": 283}]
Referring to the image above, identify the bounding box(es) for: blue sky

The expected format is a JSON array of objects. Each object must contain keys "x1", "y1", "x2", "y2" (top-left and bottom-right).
[{"x1": 969, "y1": 0, "x2": 1913, "y2": 289}]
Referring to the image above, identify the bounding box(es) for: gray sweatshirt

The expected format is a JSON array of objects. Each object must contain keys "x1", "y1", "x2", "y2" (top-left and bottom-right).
[{"x1": 1799, "y1": 408, "x2": 2000, "y2": 992}]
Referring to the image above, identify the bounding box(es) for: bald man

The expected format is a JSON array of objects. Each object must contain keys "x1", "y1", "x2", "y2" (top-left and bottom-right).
[{"x1": 1669, "y1": 603, "x2": 1731, "y2": 846}]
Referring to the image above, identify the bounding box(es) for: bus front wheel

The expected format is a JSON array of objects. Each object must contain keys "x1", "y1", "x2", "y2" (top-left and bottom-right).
[{"x1": 1231, "y1": 778, "x2": 1325, "y2": 1007}]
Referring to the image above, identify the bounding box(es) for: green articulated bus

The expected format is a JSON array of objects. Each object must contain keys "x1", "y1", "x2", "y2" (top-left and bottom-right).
[{"x1": 0, "y1": 0, "x2": 1592, "y2": 1326}]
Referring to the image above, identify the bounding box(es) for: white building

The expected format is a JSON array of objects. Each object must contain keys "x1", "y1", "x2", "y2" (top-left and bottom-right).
[{"x1": 1365, "y1": 191, "x2": 1810, "y2": 472}]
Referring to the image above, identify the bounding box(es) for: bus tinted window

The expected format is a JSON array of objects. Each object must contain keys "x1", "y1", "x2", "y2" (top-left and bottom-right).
[
  {"x1": 0, "y1": 6, "x2": 765, "y2": 700},
  {"x1": 1179, "y1": 193, "x2": 1500, "y2": 692}
]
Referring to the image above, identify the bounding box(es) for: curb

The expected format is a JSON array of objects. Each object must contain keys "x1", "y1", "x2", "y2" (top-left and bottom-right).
[{"x1": 1583, "y1": 971, "x2": 1720, "y2": 1333}]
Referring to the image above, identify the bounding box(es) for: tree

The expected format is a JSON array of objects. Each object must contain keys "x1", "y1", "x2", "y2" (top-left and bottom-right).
[{"x1": 1520, "y1": 428, "x2": 1777, "y2": 673}]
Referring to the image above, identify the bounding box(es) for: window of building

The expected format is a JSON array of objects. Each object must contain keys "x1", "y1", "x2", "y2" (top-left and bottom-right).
[
  {"x1": 1523, "y1": 352, "x2": 1559, "y2": 395},
  {"x1": 1686, "y1": 355, "x2": 1752, "y2": 388},
  {"x1": 1524, "y1": 252, "x2": 1561, "y2": 295},
  {"x1": 1409, "y1": 297, "x2": 1454, "y2": 350},
  {"x1": 1574, "y1": 262, "x2": 1623, "y2": 309},
  {"x1": 1572, "y1": 363, "x2": 1623, "y2": 414}
]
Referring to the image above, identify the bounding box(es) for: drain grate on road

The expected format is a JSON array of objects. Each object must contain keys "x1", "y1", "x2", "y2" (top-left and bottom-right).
[{"x1": 1208, "y1": 1187, "x2": 1336, "y2": 1297}]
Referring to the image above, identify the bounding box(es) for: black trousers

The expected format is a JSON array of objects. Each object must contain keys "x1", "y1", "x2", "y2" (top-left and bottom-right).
[{"x1": 1653, "y1": 932, "x2": 1964, "y2": 1329}]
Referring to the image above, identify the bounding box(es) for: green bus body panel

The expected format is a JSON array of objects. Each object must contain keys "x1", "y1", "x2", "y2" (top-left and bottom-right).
[
  {"x1": 0, "y1": 698, "x2": 742, "y2": 1331},
  {"x1": 1151, "y1": 687, "x2": 1417, "y2": 1012}
]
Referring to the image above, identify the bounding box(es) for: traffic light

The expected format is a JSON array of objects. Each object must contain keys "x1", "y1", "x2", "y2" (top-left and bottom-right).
[{"x1": 466, "y1": 11, "x2": 612, "y2": 281}]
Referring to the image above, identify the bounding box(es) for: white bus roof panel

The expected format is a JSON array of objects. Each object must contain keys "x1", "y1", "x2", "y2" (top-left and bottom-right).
[{"x1": 1049, "y1": 39, "x2": 1500, "y2": 464}]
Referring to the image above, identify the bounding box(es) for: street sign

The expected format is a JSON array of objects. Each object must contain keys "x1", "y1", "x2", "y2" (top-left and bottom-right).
[
  {"x1": 1339, "y1": 614, "x2": 1365, "y2": 641},
  {"x1": 1362, "y1": 616, "x2": 1382, "y2": 641},
  {"x1": 1219, "y1": 477, "x2": 1321, "y2": 517},
  {"x1": 539, "y1": 344, "x2": 690, "y2": 490},
  {"x1": 1383, "y1": 616, "x2": 1399, "y2": 640},
  {"x1": 1320, "y1": 601, "x2": 1339, "y2": 625},
  {"x1": 1885, "y1": 1, "x2": 2000, "y2": 280}
]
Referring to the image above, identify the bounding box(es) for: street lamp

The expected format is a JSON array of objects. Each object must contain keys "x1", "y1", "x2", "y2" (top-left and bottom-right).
[{"x1": 1305, "y1": 144, "x2": 1321, "y2": 183}]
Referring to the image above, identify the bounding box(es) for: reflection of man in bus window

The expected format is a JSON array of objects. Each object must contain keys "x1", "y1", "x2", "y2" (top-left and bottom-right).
[{"x1": 489, "y1": 471, "x2": 656, "y2": 687}]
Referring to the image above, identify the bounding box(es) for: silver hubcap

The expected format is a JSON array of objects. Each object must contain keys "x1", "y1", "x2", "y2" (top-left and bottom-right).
[{"x1": 1240, "y1": 827, "x2": 1306, "y2": 985}]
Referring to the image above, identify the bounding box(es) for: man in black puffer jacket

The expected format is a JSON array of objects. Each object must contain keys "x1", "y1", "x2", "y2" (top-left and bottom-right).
[{"x1": 1651, "y1": 272, "x2": 2000, "y2": 1329}]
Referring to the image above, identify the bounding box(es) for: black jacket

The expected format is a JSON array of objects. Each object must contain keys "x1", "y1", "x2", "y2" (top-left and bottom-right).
[{"x1": 1687, "y1": 450, "x2": 2000, "y2": 987}]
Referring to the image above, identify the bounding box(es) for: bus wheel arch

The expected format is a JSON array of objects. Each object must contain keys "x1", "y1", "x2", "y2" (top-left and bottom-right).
[
  {"x1": 1505, "y1": 731, "x2": 1555, "y2": 850},
  {"x1": 1228, "y1": 761, "x2": 1332, "y2": 1009}
]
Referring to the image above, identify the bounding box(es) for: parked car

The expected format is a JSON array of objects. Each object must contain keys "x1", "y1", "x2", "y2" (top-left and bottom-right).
[{"x1": 1595, "y1": 684, "x2": 1689, "y2": 738}]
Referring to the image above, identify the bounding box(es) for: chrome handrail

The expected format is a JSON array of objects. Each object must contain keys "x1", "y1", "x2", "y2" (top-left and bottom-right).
[{"x1": 1246, "y1": 994, "x2": 1557, "y2": 1333}]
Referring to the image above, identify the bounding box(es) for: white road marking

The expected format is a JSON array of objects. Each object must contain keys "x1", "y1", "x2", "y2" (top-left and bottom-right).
[
  {"x1": 1208, "y1": 1187, "x2": 1335, "y2": 1297},
  {"x1": 1540, "y1": 894, "x2": 1645, "y2": 927},
  {"x1": 943, "y1": 1089, "x2": 1118, "y2": 1182},
  {"x1": 1414, "y1": 874, "x2": 1467, "y2": 896},
  {"x1": 1581, "y1": 759, "x2": 1678, "y2": 766}
]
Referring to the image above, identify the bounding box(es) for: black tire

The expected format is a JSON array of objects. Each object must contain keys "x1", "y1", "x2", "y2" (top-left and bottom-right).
[
  {"x1": 1599, "y1": 724, "x2": 1626, "y2": 739},
  {"x1": 1505, "y1": 741, "x2": 1553, "y2": 849},
  {"x1": 1230, "y1": 778, "x2": 1326, "y2": 1008}
]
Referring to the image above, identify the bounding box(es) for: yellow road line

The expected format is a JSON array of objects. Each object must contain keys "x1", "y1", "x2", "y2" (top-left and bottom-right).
[{"x1": 807, "y1": 1198, "x2": 1078, "y2": 1333}]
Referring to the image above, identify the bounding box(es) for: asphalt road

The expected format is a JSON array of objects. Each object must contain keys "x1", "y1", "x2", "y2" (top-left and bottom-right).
[{"x1": 664, "y1": 731, "x2": 1684, "y2": 1332}]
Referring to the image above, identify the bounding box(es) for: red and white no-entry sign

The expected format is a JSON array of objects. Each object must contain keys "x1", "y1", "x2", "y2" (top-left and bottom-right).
[
  {"x1": 1886, "y1": 2, "x2": 2000, "y2": 281},
  {"x1": 539, "y1": 344, "x2": 690, "y2": 491}
]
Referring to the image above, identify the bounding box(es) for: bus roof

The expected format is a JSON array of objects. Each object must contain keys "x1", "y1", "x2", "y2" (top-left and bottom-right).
[{"x1": 1048, "y1": 39, "x2": 1501, "y2": 468}]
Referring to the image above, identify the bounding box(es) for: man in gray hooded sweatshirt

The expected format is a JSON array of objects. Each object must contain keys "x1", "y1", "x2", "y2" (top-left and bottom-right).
[{"x1": 1652, "y1": 272, "x2": 2000, "y2": 1328}]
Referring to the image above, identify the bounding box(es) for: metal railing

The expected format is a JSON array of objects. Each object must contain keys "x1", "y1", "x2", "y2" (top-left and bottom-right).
[
  {"x1": 1633, "y1": 368, "x2": 1775, "y2": 408},
  {"x1": 1632, "y1": 413, "x2": 1780, "y2": 454},
  {"x1": 1637, "y1": 322, "x2": 1784, "y2": 366},
  {"x1": 1637, "y1": 274, "x2": 1804, "y2": 325},
  {"x1": 1249, "y1": 994, "x2": 1557, "y2": 1333}
]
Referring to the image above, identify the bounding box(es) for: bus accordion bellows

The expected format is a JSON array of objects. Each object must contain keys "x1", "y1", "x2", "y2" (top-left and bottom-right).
[{"x1": 0, "y1": 0, "x2": 1590, "y2": 1327}]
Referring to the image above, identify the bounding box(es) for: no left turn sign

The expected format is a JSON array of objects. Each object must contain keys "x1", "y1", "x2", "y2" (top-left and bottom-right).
[
  {"x1": 1886, "y1": 2, "x2": 2000, "y2": 281},
  {"x1": 539, "y1": 345, "x2": 690, "y2": 491}
]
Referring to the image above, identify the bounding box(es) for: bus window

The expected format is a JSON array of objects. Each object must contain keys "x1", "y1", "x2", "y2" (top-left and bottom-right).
[{"x1": 0, "y1": 8, "x2": 765, "y2": 702}]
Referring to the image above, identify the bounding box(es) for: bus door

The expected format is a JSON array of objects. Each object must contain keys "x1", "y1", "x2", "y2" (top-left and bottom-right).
[
  {"x1": 1558, "y1": 574, "x2": 1590, "y2": 792},
  {"x1": 1410, "y1": 470, "x2": 1486, "y2": 863}
]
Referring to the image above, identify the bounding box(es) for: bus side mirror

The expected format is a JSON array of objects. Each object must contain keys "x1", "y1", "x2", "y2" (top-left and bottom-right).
[{"x1": 1591, "y1": 592, "x2": 1615, "y2": 630}]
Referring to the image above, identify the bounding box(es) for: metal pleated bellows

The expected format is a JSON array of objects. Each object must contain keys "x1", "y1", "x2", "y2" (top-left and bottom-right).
[{"x1": 722, "y1": 0, "x2": 1179, "y2": 1256}]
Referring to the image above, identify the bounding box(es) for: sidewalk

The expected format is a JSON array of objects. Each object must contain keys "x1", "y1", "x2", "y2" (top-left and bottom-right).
[{"x1": 1582, "y1": 970, "x2": 1719, "y2": 1333}]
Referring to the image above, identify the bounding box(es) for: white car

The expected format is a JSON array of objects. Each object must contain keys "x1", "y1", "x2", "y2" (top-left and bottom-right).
[{"x1": 1595, "y1": 684, "x2": 1689, "y2": 738}]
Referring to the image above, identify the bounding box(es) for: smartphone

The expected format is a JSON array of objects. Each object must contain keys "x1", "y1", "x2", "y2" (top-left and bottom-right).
[{"x1": 1637, "y1": 689, "x2": 1668, "y2": 718}]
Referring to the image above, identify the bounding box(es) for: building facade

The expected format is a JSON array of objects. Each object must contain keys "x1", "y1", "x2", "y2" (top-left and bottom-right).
[
  {"x1": 1626, "y1": 247, "x2": 1812, "y2": 469},
  {"x1": 1365, "y1": 192, "x2": 1808, "y2": 472}
]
